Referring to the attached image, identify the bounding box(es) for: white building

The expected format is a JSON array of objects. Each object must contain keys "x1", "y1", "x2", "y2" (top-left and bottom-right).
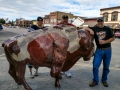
[{"x1": 100, "y1": 6, "x2": 120, "y2": 28}]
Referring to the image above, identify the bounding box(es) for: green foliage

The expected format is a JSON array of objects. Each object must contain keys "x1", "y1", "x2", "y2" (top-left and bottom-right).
[
  {"x1": 0, "y1": 18, "x2": 5, "y2": 24},
  {"x1": 8, "y1": 20, "x2": 14, "y2": 26}
]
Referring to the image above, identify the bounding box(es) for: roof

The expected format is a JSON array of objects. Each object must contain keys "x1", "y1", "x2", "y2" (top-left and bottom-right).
[
  {"x1": 84, "y1": 17, "x2": 98, "y2": 20},
  {"x1": 44, "y1": 15, "x2": 50, "y2": 19},
  {"x1": 100, "y1": 6, "x2": 120, "y2": 10}
]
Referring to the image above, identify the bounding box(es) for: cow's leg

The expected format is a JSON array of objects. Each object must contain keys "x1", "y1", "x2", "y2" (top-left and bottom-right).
[
  {"x1": 50, "y1": 66, "x2": 61, "y2": 88},
  {"x1": 55, "y1": 75, "x2": 60, "y2": 88},
  {"x1": 59, "y1": 73, "x2": 62, "y2": 79},
  {"x1": 8, "y1": 62, "x2": 22, "y2": 85},
  {"x1": 4, "y1": 47, "x2": 22, "y2": 85},
  {"x1": 16, "y1": 61, "x2": 32, "y2": 90}
]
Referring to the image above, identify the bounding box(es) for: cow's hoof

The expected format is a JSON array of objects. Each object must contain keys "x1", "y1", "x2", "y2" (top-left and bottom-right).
[
  {"x1": 17, "y1": 82, "x2": 22, "y2": 85},
  {"x1": 55, "y1": 83, "x2": 60, "y2": 88},
  {"x1": 25, "y1": 87, "x2": 32, "y2": 90},
  {"x1": 56, "y1": 87, "x2": 60, "y2": 90}
]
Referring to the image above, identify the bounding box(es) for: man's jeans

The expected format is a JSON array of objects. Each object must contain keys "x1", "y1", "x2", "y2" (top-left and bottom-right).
[{"x1": 92, "y1": 48, "x2": 112, "y2": 83}]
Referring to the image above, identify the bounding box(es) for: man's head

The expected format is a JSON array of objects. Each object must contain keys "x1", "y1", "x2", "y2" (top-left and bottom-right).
[
  {"x1": 62, "y1": 15, "x2": 68, "y2": 25},
  {"x1": 97, "y1": 17, "x2": 104, "y2": 28},
  {"x1": 37, "y1": 16, "x2": 43, "y2": 26}
]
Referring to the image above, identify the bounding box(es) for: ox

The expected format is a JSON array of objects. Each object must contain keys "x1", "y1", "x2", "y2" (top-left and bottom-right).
[
  {"x1": 2, "y1": 28, "x2": 69, "y2": 90},
  {"x1": 2, "y1": 25, "x2": 94, "y2": 90}
]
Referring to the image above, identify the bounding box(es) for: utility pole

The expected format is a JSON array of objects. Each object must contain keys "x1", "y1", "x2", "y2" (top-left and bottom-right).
[
  {"x1": 17, "y1": 13, "x2": 21, "y2": 20},
  {"x1": 17, "y1": 13, "x2": 21, "y2": 28}
]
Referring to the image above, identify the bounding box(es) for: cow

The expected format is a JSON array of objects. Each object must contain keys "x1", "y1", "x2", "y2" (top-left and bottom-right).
[
  {"x1": 2, "y1": 25, "x2": 94, "y2": 90},
  {"x1": 2, "y1": 28, "x2": 69, "y2": 90}
]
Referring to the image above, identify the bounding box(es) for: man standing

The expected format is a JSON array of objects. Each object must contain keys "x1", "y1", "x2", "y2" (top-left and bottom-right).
[
  {"x1": 85, "y1": 17, "x2": 115, "y2": 87},
  {"x1": 28, "y1": 16, "x2": 45, "y2": 78},
  {"x1": 57, "y1": 15, "x2": 75, "y2": 77},
  {"x1": 57, "y1": 15, "x2": 75, "y2": 27},
  {"x1": 28, "y1": 16, "x2": 45, "y2": 32}
]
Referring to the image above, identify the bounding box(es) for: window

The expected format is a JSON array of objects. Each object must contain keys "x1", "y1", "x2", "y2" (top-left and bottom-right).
[
  {"x1": 51, "y1": 19, "x2": 53, "y2": 22},
  {"x1": 103, "y1": 13, "x2": 108, "y2": 22},
  {"x1": 54, "y1": 19, "x2": 56, "y2": 23},
  {"x1": 111, "y1": 12, "x2": 118, "y2": 21}
]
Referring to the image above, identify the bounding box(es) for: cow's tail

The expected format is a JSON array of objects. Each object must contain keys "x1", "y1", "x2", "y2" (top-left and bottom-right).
[
  {"x1": 2, "y1": 39, "x2": 11, "y2": 47},
  {"x1": 2, "y1": 42, "x2": 5, "y2": 47},
  {"x1": 2, "y1": 39, "x2": 9, "y2": 47}
]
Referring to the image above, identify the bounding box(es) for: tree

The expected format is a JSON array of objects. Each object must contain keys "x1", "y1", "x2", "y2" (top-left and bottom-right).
[
  {"x1": 11, "y1": 20, "x2": 14, "y2": 26},
  {"x1": 0, "y1": 18, "x2": 5, "y2": 24},
  {"x1": 8, "y1": 20, "x2": 14, "y2": 26}
]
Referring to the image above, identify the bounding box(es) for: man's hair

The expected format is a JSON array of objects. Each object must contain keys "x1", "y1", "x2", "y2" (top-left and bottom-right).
[
  {"x1": 62, "y1": 15, "x2": 68, "y2": 19},
  {"x1": 37, "y1": 16, "x2": 43, "y2": 21}
]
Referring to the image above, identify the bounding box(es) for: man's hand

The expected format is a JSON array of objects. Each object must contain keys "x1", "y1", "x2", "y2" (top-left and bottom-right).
[
  {"x1": 99, "y1": 40, "x2": 106, "y2": 45},
  {"x1": 89, "y1": 30, "x2": 94, "y2": 35},
  {"x1": 85, "y1": 27, "x2": 94, "y2": 35},
  {"x1": 99, "y1": 37, "x2": 115, "y2": 45}
]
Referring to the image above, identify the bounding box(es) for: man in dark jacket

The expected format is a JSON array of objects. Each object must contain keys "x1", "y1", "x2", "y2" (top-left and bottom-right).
[
  {"x1": 28, "y1": 16, "x2": 45, "y2": 32},
  {"x1": 28, "y1": 16, "x2": 45, "y2": 78}
]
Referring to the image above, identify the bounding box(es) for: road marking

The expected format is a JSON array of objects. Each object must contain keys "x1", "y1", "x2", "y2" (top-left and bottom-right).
[{"x1": 0, "y1": 54, "x2": 5, "y2": 57}]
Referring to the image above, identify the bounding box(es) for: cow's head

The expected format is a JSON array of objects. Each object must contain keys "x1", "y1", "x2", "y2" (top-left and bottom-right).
[
  {"x1": 83, "y1": 42, "x2": 94, "y2": 61},
  {"x1": 78, "y1": 30, "x2": 94, "y2": 61}
]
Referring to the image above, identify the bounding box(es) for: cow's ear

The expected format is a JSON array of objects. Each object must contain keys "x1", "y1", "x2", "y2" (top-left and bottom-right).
[{"x1": 53, "y1": 41, "x2": 57, "y2": 48}]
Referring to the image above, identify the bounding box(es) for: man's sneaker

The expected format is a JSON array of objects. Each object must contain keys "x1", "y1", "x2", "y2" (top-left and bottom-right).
[
  {"x1": 89, "y1": 81, "x2": 98, "y2": 87},
  {"x1": 29, "y1": 74, "x2": 34, "y2": 78},
  {"x1": 34, "y1": 71, "x2": 39, "y2": 76},
  {"x1": 29, "y1": 72, "x2": 34, "y2": 79},
  {"x1": 33, "y1": 69, "x2": 39, "y2": 76},
  {"x1": 61, "y1": 72, "x2": 65, "y2": 75},
  {"x1": 102, "y1": 82, "x2": 108, "y2": 87},
  {"x1": 65, "y1": 70, "x2": 71, "y2": 77}
]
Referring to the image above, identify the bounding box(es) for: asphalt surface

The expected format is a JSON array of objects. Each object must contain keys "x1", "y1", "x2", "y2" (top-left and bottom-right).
[{"x1": 0, "y1": 27, "x2": 120, "y2": 90}]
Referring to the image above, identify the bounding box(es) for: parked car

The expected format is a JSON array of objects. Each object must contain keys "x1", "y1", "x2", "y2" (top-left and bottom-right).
[
  {"x1": 0, "y1": 24, "x2": 3, "y2": 30},
  {"x1": 114, "y1": 29, "x2": 120, "y2": 38}
]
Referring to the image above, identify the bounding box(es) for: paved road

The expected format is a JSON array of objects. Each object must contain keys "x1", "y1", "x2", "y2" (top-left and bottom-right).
[{"x1": 0, "y1": 27, "x2": 120, "y2": 90}]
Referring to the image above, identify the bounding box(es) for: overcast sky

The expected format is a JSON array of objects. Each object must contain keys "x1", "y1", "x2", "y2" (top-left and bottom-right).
[{"x1": 0, "y1": 0, "x2": 120, "y2": 21}]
